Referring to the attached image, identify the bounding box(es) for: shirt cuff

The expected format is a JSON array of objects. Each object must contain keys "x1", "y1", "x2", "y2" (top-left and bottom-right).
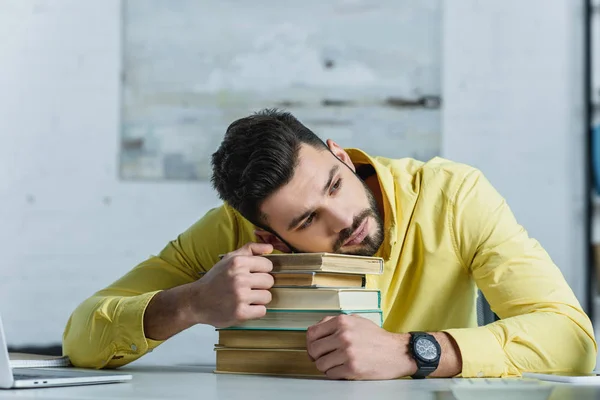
[
  {"x1": 443, "y1": 326, "x2": 509, "y2": 378},
  {"x1": 110, "y1": 291, "x2": 165, "y2": 365}
]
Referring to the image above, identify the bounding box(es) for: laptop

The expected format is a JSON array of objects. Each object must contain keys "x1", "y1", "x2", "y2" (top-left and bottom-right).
[{"x1": 0, "y1": 314, "x2": 132, "y2": 389}]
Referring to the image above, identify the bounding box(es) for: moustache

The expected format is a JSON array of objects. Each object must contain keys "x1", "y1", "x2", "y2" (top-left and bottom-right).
[{"x1": 333, "y1": 208, "x2": 374, "y2": 251}]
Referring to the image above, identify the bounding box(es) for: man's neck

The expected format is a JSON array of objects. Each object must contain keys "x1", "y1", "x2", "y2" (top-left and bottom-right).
[{"x1": 356, "y1": 164, "x2": 385, "y2": 220}]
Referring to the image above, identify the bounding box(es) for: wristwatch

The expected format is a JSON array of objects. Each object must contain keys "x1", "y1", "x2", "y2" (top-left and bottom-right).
[{"x1": 409, "y1": 332, "x2": 441, "y2": 379}]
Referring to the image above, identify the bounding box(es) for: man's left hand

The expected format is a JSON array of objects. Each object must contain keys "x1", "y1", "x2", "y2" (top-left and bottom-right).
[{"x1": 306, "y1": 314, "x2": 416, "y2": 380}]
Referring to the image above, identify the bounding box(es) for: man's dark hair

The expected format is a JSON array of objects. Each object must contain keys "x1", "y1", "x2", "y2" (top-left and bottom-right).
[{"x1": 211, "y1": 108, "x2": 328, "y2": 228}]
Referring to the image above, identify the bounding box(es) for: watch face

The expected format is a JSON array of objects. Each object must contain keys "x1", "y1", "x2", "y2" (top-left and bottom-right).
[{"x1": 415, "y1": 337, "x2": 438, "y2": 361}]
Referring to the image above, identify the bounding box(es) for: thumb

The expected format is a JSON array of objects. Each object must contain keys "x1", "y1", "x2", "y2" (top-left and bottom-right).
[{"x1": 316, "y1": 316, "x2": 336, "y2": 325}]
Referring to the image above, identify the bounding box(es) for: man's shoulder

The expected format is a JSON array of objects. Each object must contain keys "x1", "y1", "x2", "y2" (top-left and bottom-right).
[
  {"x1": 189, "y1": 202, "x2": 254, "y2": 233},
  {"x1": 381, "y1": 155, "x2": 481, "y2": 186},
  {"x1": 165, "y1": 202, "x2": 257, "y2": 270},
  {"x1": 417, "y1": 156, "x2": 479, "y2": 177}
]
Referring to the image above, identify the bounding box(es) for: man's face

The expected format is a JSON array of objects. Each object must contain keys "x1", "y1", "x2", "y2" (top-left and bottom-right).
[{"x1": 260, "y1": 144, "x2": 384, "y2": 256}]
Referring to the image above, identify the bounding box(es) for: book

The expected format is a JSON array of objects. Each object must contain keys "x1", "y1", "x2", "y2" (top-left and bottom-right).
[
  {"x1": 216, "y1": 329, "x2": 307, "y2": 349},
  {"x1": 215, "y1": 348, "x2": 322, "y2": 377},
  {"x1": 8, "y1": 353, "x2": 71, "y2": 368},
  {"x1": 271, "y1": 271, "x2": 365, "y2": 288},
  {"x1": 268, "y1": 288, "x2": 380, "y2": 310},
  {"x1": 224, "y1": 309, "x2": 383, "y2": 330},
  {"x1": 263, "y1": 253, "x2": 383, "y2": 274}
]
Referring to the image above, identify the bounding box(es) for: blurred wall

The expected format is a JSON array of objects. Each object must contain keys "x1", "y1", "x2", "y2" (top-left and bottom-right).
[{"x1": 443, "y1": 0, "x2": 588, "y2": 311}]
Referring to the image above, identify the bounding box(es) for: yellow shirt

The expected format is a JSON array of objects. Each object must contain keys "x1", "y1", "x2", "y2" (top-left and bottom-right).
[{"x1": 62, "y1": 149, "x2": 597, "y2": 377}]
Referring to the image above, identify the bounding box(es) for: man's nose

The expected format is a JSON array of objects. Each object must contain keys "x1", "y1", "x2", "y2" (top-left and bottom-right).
[{"x1": 326, "y1": 207, "x2": 354, "y2": 234}]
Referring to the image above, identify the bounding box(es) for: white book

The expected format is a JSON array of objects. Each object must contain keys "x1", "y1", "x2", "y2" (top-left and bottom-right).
[
  {"x1": 8, "y1": 353, "x2": 71, "y2": 368},
  {"x1": 268, "y1": 288, "x2": 380, "y2": 310}
]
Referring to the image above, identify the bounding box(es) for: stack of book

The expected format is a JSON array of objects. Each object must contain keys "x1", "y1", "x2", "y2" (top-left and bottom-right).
[{"x1": 214, "y1": 252, "x2": 384, "y2": 377}]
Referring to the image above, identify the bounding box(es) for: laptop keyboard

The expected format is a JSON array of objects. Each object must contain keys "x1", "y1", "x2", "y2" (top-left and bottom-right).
[{"x1": 13, "y1": 373, "x2": 51, "y2": 380}]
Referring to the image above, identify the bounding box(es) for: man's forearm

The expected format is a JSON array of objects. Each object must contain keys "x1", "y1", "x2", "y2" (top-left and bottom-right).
[
  {"x1": 143, "y1": 283, "x2": 202, "y2": 341},
  {"x1": 430, "y1": 332, "x2": 462, "y2": 377}
]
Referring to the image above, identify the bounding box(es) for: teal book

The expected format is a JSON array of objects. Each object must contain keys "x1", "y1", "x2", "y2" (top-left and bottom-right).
[{"x1": 223, "y1": 309, "x2": 383, "y2": 331}]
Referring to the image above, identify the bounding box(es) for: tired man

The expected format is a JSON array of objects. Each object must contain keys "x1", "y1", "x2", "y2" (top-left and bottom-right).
[{"x1": 63, "y1": 109, "x2": 596, "y2": 380}]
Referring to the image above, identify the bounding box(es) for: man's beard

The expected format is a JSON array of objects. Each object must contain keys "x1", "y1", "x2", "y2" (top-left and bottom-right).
[{"x1": 332, "y1": 179, "x2": 384, "y2": 256}]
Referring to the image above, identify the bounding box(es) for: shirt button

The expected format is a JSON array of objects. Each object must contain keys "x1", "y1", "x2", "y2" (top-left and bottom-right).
[
  {"x1": 131, "y1": 344, "x2": 137, "y2": 351},
  {"x1": 477, "y1": 371, "x2": 484, "y2": 378}
]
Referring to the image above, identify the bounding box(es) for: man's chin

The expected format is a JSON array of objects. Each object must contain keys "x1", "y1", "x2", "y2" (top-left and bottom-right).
[
  {"x1": 340, "y1": 232, "x2": 384, "y2": 256},
  {"x1": 338, "y1": 243, "x2": 378, "y2": 257}
]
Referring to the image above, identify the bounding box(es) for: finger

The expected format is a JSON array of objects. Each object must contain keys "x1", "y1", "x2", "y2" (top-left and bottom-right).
[
  {"x1": 325, "y1": 364, "x2": 354, "y2": 380},
  {"x1": 247, "y1": 256, "x2": 273, "y2": 273},
  {"x1": 247, "y1": 289, "x2": 272, "y2": 305},
  {"x1": 239, "y1": 304, "x2": 267, "y2": 321},
  {"x1": 244, "y1": 242, "x2": 274, "y2": 256},
  {"x1": 247, "y1": 272, "x2": 274, "y2": 289},
  {"x1": 225, "y1": 242, "x2": 273, "y2": 258},
  {"x1": 316, "y1": 316, "x2": 336, "y2": 324},
  {"x1": 307, "y1": 334, "x2": 339, "y2": 360},
  {"x1": 314, "y1": 348, "x2": 346, "y2": 374},
  {"x1": 228, "y1": 255, "x2": 273, "y2": 273},
  {"x1": 307, "y1": 316, "x2": 339, "y2": 343}
]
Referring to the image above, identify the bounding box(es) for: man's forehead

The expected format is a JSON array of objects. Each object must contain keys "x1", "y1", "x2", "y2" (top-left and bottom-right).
[
  {"x1": 261, "y1": 148, "x2": 338, "y2": 223},
  {"x1": 284, "y1": 145, "x2": 334, "y2": 190}
]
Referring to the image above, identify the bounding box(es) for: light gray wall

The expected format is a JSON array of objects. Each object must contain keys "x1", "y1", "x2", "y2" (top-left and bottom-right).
[
  {"x1": 0, "y1": 0, "x2": 220, "y2": 365},
  {"x1": 442, "y1": 0, "x2": 588, "y2": 310}
]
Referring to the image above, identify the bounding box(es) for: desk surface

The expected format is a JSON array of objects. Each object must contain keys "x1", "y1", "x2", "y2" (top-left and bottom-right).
[{"x1": 0, "y1": 364, "x2": 599, "y2": 400}]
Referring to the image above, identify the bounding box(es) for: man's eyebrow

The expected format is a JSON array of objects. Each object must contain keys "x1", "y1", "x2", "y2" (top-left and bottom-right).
[
  {"x1": 286, "y1": 165, "x2": 339, "y2": 231},
  {"x1": 322, "y1": 165, "x2": 339, "y2": 195},
  {"x1": 287, "y1": 209, "x2": 313, "y2": 231}
]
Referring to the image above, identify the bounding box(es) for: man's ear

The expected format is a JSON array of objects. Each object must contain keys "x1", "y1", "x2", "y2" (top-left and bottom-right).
[
  {"x1": 254, "y1": 230, "x2": 292, "y2": 253},
  {"x1": 326, "y1": 139, "x2": 355, "y2": 172}
]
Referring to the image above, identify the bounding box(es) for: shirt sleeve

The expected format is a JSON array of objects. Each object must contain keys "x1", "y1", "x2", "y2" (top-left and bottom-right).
[
  {"x1": 62, "y1": 204, "x2": 243, "y2": 369},
  {"x1": 442, "y1": 168, "x2": 597, "y2": 378}
]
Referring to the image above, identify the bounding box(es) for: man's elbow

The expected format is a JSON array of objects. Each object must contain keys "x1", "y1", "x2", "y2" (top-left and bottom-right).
[
  {"x1": 63, "y1": 335, "x2": 130, "y2": 370},
  {"x1": 62, "y1": 325, "x2": 106, "y2": 369},
  {"x1": 558, "y1": 316, "x2": 598, "y2": 374},
  {"x1": 62, "y1": 310, "x2": 119, "y2": 369},
  {"x1": 573, "y1": 329, "x2": 598, "y2": 373}
]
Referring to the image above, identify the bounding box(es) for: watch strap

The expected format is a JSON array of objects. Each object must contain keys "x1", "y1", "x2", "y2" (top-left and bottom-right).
[{"x1": 411, "y1": 365, "x2": 437, "y2": 379}]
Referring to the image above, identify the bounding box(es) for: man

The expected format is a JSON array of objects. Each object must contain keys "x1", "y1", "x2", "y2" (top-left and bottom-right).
[{"x1": 63, "y1": 109, "x2": 597, "y2": 380}]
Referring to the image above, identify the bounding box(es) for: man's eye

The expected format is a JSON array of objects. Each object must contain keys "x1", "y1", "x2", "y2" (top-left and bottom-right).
[
  {"x1": 300, "y1": 213, "x2": 316, "y2": 230},
  {"x1": 331, "y1": 178, "x2": 343, "y2": 193}
]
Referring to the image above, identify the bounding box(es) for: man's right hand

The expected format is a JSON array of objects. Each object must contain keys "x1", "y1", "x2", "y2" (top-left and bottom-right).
[
  {"x1": 192, "y1": 242, "x2": 275, "y2": 328},
  {"x1": 143, "y1": 242, "x2": 274, "y2": 341}
]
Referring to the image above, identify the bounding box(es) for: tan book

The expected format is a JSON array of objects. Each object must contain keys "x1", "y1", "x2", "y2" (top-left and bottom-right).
[
  {"x1": 214, "y1": 348, "x2": 322, "y2": 377},
  {"x1": 264, "y1": 253, "x2": 383, "y2": 274},
  {"x1": 225, "y1": 309, "x2": 383, "y2": 330},
  {"x1": 268, "y1": 288, "x2": 380, "y2": 310},
  {"x1": 272, "y1": 271, "x2": 365, "y2": 288},
  {"x1": 217, "y1": 329, "x2": 307, "y2": 349}
]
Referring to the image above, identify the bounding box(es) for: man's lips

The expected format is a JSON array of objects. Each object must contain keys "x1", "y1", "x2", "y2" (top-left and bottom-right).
[{"x1": 343, "y1": 218, "x2": 368, "y2": 246}]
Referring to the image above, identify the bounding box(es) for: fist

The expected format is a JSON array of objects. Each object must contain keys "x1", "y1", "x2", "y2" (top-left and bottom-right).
[
  {"x1": 306, "y1": 314, "x2": 411, "y2": 380},
  {"x1": 194, "y1": 242, "x2": 274, "y2": 328}
]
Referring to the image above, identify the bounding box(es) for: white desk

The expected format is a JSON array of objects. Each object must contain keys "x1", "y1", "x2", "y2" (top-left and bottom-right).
[{"x1": 0, "y1": 364, "x2": 598, "y2": 400}]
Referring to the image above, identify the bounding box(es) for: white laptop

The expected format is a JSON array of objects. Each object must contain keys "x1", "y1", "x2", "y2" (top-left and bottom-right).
[{"x1": 0, "y1": 314, "x2": 132, "y2": 389}]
